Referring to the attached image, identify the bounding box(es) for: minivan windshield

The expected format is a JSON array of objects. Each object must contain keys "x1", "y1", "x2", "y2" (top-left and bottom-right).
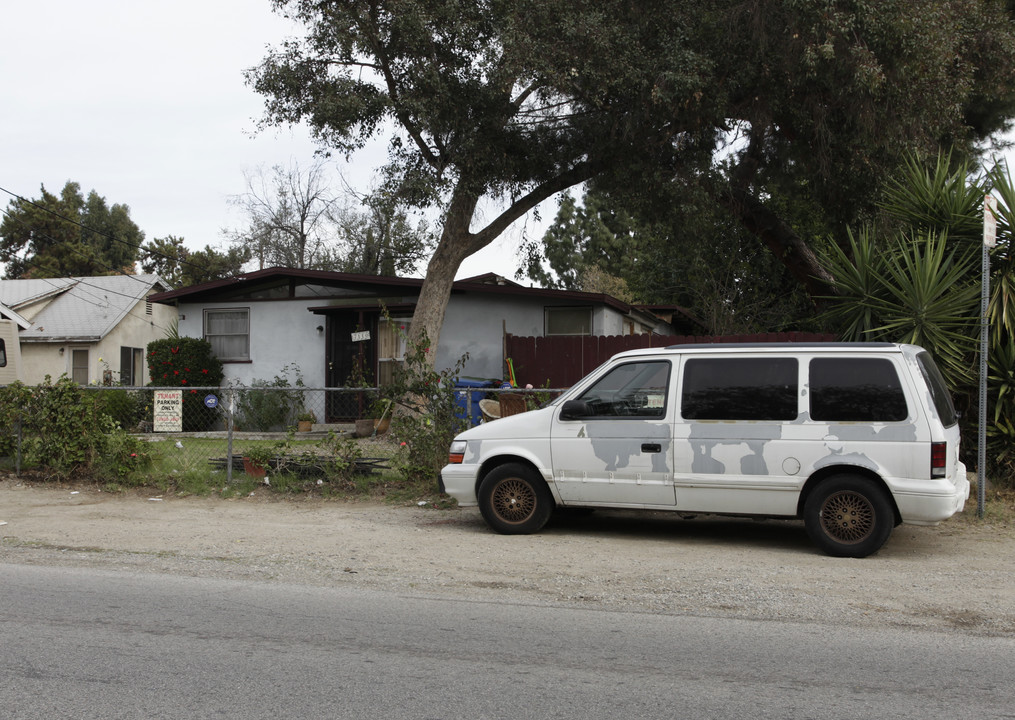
[{"x1": 915, "y1": 351, "x2": 958, "y2": 427}]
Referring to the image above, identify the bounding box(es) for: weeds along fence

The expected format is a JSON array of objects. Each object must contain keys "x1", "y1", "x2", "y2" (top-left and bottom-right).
[{"x1": 1, "y1": 384, "x2": 564, "y2": 485}]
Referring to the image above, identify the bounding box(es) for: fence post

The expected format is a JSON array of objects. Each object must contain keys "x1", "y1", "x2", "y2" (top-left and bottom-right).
[
  {"x1": 15, "y1": 415, "x2": 22, "y2": 475},
  {"x1": 226, "y1": 389, "x2": 235, "y2": 485}
]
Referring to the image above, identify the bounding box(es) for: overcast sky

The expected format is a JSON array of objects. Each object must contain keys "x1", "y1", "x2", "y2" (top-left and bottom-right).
[{"x1": 0, "y1": 0, "x2": 532, "y2": 281}]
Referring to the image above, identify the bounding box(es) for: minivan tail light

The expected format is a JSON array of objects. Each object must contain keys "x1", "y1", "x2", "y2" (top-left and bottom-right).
[{"x1": 931, "y1": 442, "x2": 947, "y2": 478}]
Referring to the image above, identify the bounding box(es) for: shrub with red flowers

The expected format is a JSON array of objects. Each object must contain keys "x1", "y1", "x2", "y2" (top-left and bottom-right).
[{"x1": 147, "y1": 337, "x2": 224, "y2": 431}]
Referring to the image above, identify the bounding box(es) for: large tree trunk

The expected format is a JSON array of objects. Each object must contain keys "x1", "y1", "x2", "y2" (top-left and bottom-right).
[
  {"x1": 719, "y1": 186, "x2": 837, "y2": 302},
  {"x1": 406, "y1": 187, "x2": 480, "y2": 366},
  {"x1": 406, "y1": 164, "x2": 597, "y2": 370}
]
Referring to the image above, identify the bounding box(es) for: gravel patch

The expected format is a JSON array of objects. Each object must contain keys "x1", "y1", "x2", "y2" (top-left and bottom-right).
[{"x1": 1, "y1": 478, "x2": 1012, "y2": 636}]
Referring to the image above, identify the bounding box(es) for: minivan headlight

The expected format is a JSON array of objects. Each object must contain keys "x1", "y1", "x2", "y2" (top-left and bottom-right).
[{"x1": 448, "y1": 440, "x2": 467, "y2": 464}]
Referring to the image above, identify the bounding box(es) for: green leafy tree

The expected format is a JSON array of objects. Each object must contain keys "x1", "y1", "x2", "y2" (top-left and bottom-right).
[
  {"x1": 248, "y1": 0, "x2": 667, "y2": 367},
  {"x1": 249, "y1": 0, "x2": 1015, "y2": 361},
  {"x1": 0, "y1": 181, "x2": 143, "y2": 278},
  {"x1": 529, "y1": 187, "x2": 814, "y2": 334},
  {"x1": 140, "y1": 235, "x2": 251, "y2": 288}
]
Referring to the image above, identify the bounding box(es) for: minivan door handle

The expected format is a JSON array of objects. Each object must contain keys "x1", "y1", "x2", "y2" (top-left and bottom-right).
[{"x1": 641, "y1": 443, "x2": 662, "y2": 453}]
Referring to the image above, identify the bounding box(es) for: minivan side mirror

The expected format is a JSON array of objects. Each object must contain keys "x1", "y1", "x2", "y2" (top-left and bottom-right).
[{"x1": 560, "y1": 399, "x2": 591, "y2": 420}]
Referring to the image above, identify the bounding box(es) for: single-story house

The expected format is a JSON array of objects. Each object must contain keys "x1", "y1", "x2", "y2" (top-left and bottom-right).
[
  {"x1": 148, "y1": 267, "x2": 698, "y2": 399},
  {"x1": 0, "y1": 274, "x2": 176, "y2": 386}
]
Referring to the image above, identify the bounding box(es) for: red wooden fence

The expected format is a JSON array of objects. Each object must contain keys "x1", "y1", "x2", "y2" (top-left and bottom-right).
[{"x1": 504, "y1": 332, "x2": 838, "y2": 388}]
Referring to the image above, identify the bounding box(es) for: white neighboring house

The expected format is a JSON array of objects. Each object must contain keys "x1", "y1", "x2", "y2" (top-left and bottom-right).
[{"x1": 0, "y1": 274, "x2": 177, "y2": 386}]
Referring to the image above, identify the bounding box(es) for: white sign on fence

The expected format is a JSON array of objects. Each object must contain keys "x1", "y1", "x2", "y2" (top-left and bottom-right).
[{"x1": 154, "y1": 390, "x2": 183, "y2": 432}]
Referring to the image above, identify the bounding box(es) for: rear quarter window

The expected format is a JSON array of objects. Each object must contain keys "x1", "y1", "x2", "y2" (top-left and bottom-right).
[
  {"x1": 809, "y1": 357, "x2": 908, "y2": 422},
  {"x1": 681, "y1": 357, "x2": 798, "y2": 420},
  {"x1": 914, "y1": 351, "x2": 958, "y2": 427}
]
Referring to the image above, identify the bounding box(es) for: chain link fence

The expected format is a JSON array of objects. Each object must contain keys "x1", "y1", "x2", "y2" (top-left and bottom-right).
[{"x1": 1, "y1": 384, "x2": 564, "y2": 483}]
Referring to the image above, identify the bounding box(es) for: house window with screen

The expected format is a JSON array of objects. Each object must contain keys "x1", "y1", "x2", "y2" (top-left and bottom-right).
[
  {"x1": 204, "y1": 308, "x2": 250, "y2": 361},
  {"x1": 545, "y1": 307, "x2": 592, "y2": 336},
  {"x1": 377, "y1": 317, "x2": 411, "y2": 385},
  {"x1": 71, "y1": 348, "x2": 89, "y2": 385},
  {"x1": 120, "y1": 346, "x2": 144, "y2": 386}
]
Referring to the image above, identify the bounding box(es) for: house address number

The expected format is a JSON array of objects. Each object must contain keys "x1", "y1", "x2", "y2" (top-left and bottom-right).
[{"x1": 351, "y1": 330, "x2": 370, "y2": 342}]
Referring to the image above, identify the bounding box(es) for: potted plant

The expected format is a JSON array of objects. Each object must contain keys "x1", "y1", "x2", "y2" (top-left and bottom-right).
[
  {"x1": 296, "y1": 410, "x2": 316, "y2": 432},
  {"x1": 242, "y1": 444, "x2": 276, "y2": 477}
]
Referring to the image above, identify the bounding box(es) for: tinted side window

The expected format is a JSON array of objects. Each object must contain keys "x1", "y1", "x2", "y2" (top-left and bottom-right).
[
  {"x1": 681, "y1": 357, "x2": 798, "y2": 420},
  {"x1": 576, "y1": 361, "x2": 670, "y2": 418},
  {"x1": 915, "y1": 351, "x2": 958, "y2": 427},
  {"x1": 809, "y1": 357, "x2": 908, "y2": 422}
]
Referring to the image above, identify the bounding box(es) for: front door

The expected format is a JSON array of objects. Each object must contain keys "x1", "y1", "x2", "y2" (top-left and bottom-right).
[
  {"x1": 549, "y1": 360, "x2": 675, "y2": 506},
  {"x1": 325, "y1": 311, "x2": 378, "y2": 421}
]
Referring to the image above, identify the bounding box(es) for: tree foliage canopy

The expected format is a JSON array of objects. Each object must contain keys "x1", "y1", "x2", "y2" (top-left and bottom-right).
[
  {"x1": 251, "y1": 0, "x2": 1015, "y2": 357},
  {"x1": 0, "y1": 182, "x2": 143, "y2": 279},
  {"x1": 140, "y1": 236, "x2": 252, "y2": 288}
]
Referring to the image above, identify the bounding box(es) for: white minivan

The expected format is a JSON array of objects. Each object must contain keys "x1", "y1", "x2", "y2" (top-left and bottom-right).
[{"x1": 440, "y1": 343, "x2": 970, "y2": 557}]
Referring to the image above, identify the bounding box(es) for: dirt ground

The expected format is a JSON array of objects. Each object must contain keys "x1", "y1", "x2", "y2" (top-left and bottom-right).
[{"x1": 1, "y1": 476, "x2": 1013, "y2": 637}]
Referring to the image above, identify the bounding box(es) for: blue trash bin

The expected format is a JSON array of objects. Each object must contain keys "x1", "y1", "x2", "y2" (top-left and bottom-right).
[{"x1": 454, "y1": 377, "x2": 496, "y2": 426}]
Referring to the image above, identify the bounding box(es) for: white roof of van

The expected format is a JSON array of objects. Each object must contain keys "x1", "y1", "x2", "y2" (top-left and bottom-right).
[{"x1": 611, "y1": 342, "x2": 910, "y2": 360}]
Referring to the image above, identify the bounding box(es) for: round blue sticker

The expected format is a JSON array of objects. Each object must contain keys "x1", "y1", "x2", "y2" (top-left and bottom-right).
[{"x1": 204, "y1": 394, "x2": 218, "y2": 409}]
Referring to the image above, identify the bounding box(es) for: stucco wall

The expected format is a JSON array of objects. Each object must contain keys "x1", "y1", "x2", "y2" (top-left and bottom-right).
[{"x1": 177, "y1": 299, "x2": 329, "y2": 387}]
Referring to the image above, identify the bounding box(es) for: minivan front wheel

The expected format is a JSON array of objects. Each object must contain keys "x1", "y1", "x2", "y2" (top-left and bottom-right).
[
  {"x1": 478, "y1": 463, "x2": 554, "y2": 534},
  {"x1": 804, "y1": 475, "x2": 894, "y2": 558}
]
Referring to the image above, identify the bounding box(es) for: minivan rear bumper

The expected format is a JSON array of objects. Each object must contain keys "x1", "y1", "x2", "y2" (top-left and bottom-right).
[{"x1": 893, "y1": 465, "x2": 970, "y2": 525}]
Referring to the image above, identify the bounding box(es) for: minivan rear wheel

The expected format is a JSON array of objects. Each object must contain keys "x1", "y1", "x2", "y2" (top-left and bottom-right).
[
  {"x1": 804, "y1": 475, "x2": 894, "y2": 558},
  {"x1": 478, "y1": 463, "x2": 554, "y2": 534}
]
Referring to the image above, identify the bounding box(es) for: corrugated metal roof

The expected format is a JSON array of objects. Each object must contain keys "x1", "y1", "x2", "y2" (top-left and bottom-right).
[{"x1": 0, "y1": 275, "x2": 166, "y2": 342}]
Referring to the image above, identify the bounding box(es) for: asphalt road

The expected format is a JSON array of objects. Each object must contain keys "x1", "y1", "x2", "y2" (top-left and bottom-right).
[{"x1": 1, "y1": 563, "x2": 1013, "y2": 719}]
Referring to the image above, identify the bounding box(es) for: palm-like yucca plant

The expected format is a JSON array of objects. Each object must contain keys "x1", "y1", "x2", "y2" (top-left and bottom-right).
[
  {"x1": 814, "y1": 227, "x2": 891, "y2": 341},
  {"x1": 818, "y1": 227, "x2": 979, "y2": 388},
  {"x1": 881, "y1": 152, "x2": 985, "y2": 243},
  {"x1": 985, "y1": 163, "x2": 1015, "y2": 343},
  {"x1": 987, "y1": 333, "x2": 1015, "y2": 472},
  {"x1": 870, "y1": 231, "x2": 980, "y2": 387},
  {"x1": 821, "y1": 151, "x2": 1015, "y2": 483}
]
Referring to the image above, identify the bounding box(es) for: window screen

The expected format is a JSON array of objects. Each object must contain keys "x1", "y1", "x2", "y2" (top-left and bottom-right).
[
  {"x1": 204, "y1": 308, "x2": 250, "y2": 361},
  {"x1": 809, "y1": 357, "x2": 908, "y2": 422},
  {"x1": 120, "y1": 346, "x2": 144, "y2": 386},
  {"x1": 72, "y1": 349, "x2": 89, "y2": 385},
  {"x1": 681, "y1": 357, "x2": 798, "y2": 420}
]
